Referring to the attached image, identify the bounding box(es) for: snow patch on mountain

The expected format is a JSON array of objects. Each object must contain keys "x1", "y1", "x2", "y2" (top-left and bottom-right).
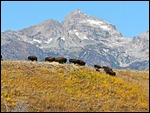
[
  {"x1": 32, "y1": 39, "x2": 42, "y2": 43},
  {"x1": 80, "y1": 19, "x2": 111, "y2": 30}
]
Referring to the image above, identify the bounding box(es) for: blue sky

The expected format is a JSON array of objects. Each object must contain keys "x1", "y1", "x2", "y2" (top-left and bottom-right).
[{"x1": 1, "y1": 1, "x2": 149, "y2": 38}]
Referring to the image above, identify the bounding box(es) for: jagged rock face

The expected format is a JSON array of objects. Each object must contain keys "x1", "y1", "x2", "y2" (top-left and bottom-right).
[
  {"x1": 63, "y1": 10, "x2": 122, "y2": 40},
  {"x1": 1, "y1": 9, "x2": 149, "y2": 70},
  {"x1": 127, "y1": 31, "x2": 149, "y2": 60},
  {"x1": 109, "y1": 32, "x2": 149, "y2": 69}
]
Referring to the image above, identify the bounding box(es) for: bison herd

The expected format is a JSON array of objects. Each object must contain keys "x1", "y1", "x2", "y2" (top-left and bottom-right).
[
  {"x1": 28, "y1": 56, "x2": 86, "y2": 66},
  {"x1": 1, "y1": 54, "x2": 116, "y2": 76}
]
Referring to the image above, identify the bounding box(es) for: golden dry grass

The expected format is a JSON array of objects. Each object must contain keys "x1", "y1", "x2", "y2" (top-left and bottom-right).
[
  {"x1": 1, "y1": 60, "x2": 149, "y2": 112},
  {"x1": 115, "y1": 69, "x2": 149, "y2": 93}
]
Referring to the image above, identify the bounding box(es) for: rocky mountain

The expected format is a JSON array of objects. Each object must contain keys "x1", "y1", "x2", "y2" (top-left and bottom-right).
[
  {"x1": 111, "y1": 31, "x2": 149, "y2": 70},
  {"x1": 1, "y1": 9, "x2": 149, "y2": 70},
  {"x1": 1, "y1": 39, "x2": 45, "y2": 61}
]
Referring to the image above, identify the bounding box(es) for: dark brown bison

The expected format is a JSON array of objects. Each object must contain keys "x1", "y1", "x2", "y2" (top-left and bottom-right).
[
  {"x1": 94, "y1": 64, "x2": 101, "y2": 72},
  {"x1": 69, "y1": 58, "x2": 79, "y2": 64},
  {"x1": 78, "y1": 60, "x2": 86, "y2": 66},
  {"x1": 28, "y1": 55, "x2": 37, "y2": 61},
  {"x1": 103, "y1": 66, "x2": 113, "y2": 71},
  {"x1": 106, "y1": 71, "x2": 116, "y2": 76},
  {"x1": 102, "y1": 66, "x2": 116, "y2": 76},
  {"x1": 69, "y1": 58, "x2": 86, "y2": 66},
  {"x1": 94, "y1": 64, "x2": 101, "y2": 69},
  {"x1": 55, "y1": 57, "x2": 67, "y2": 64},
  {"x1": 45, "y1": 56, "x2": 55, "y2": 62}
]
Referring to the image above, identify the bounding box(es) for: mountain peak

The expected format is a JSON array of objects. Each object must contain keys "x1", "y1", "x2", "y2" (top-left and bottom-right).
[
  {"x1": 73, "y1": 9, "x2": 83, "y2": 14},
  {"x1": 66, "y1": 9, "x2": 85, "y2": 18}
]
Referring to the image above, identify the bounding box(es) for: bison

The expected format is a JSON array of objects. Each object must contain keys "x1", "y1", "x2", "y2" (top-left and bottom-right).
[
  {"x1": 94, "y1": 64, "x2": 101, "y2": 72},
  {"x1": 106, "y1": 71, "x2": 116, "y2": 76},
  {"x1": 102, "y1": 66, "x2": 116, "y2": 76},
  {"x1": 94, "y1": 64, "x2": 101, "y2": 69},
  {"x1": 103, "y1": 66, "x2": 113, "y2": 71},
  {"x1": 28, "y1": 55, "x2": 38, "y2": 61},
  {"x1": 69, "y1": 58, "x2": 79, "y2": 64},
  {"x1": 78, "y1": 60, "x2": 86, "y2": 66},
  {"x1": 69, "y1": 58, "x2": 86, "y2": 66},
  {"x1": 55, "y1": 57, "x2": 67, "y2": 64},
  {"x1": 45, "y1": 56, "x2": 55, "y2": 62}
]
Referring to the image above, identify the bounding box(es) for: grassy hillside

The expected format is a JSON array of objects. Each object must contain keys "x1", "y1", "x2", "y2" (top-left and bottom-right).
[{"x1": 1, "y1": 60, "x2": 149, "y2": 112}]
